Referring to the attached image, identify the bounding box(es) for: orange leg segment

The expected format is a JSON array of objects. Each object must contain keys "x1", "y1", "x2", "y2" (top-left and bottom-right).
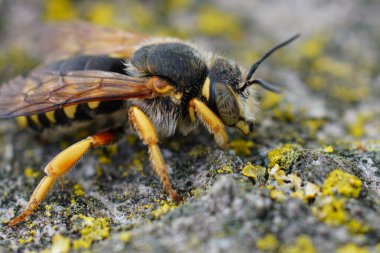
[
  {"x1": 188, "y1": 98, "x2": 228, "y2": 149},
  {"x1": 8, "y1": 128, "x2": 121, "y2": 227},
  {"x1": 129, "y1": 106, "x2": 181, "y2": 203}
]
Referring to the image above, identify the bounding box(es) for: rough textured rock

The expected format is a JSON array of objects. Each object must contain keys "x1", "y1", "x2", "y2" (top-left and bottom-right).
[{"x1": 0, "y1": 0, "x2": 379, "y2": 252}]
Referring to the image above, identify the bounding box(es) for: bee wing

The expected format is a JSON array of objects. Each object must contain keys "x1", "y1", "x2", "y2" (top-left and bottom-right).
[
  {"x1": 36, "y1": 21, "x2": 149, "y2": 62},
  {"x1": 0, "y1": 70, "x2": 156, "y2": 118}
]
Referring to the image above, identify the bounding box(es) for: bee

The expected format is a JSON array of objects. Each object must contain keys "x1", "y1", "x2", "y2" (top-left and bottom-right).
[{"x1": 0, "y1": 22, "x2": 299, "y2": 226}]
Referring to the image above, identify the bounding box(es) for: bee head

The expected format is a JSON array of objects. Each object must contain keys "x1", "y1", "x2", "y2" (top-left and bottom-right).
[
  {"x1": 202, "y1": 34, "x2": 300, "y2": 135},
  {"x1": 202, "y1": 57, "x2": 253, "y2": 135}
]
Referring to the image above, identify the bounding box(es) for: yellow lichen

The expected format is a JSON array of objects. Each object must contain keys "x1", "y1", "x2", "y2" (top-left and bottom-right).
[
  {"x1": 151, "y1": 202, "x2": 177, "y2": 219},
  {"x1": 72, "y1": 215, "x2": 110, "y2": 250},
  {"x1": 256, "y1": 234, "x2": 279, "y2": 251},
  {"x1": 323, "y1": 146, "x2": 334, "y2": 153},
  {"x1": 45, "y1": 204, "x2": 53, "y2": 217},
  {"x1": 300, "y1": 36, "x2": 326, "y2": 59},
  {"x1": 216, "y1": 165, "x2": 234, "y2": 174},
  {"x1": 119, "y1": 232, "x2": 132, "y2": 243},
  {"x1": 304, "y1": 182, "x2": 320, "y2": 200},
  {"x1": 98, "y1": 155, "x2": 112, "y2": 165},
  {"x1": 189, "y1": 188, "x2": 204, "y2": 198},
  {"x1": 316, "y1": 197, "x2": 347, "y2": 225},
  {"x1": 241, "y1": 162, "x2": 266, "y2": 183},
  {"x1": 279, "y1": 235, "x2": 317, "y2": 253},
  {"x1": 87, "y1": 3, "x2": 115, "y2": 26},
  {"x1": 307, "y1": 75, "x2": 326, "y2": 90},
  {"x1": 303, "y1": 119, "x2": 326, "y2": 137},
  {"x1": 24, "y1": 167, "x2": 40, "y2": 179},
  {"x1": 260, "y1": 92, "x2": 283, "y2": 109},
  {"x1": 0, "y1": 48, "x2": 38, "y2": 82},
  {"x1": 330, "y1": 85, "x2": 369, "y2": 104},
  {"x1": 322, "y1": 169, "x2": 362, "y2": 198},
  {"x1": 127, "y1": 2, "x2": 155, "y2": 29},
  {"x1": 229, "y1": 139, "x2": 254, "y2": 156},
  {"x1": 50, "y1": 234, "x2": 71, "y2": 253},
  {"x1": 18, "y1": 236, "x2": 34, "y2": 244},
  {"x1": 164, "y1": 0, "x2": 191, "y2": 10},
  {"x1": 288, "y1": 174, "x2": 303, "y2": 190},
  {"x1": 196, "y1": 5, "x2": 242, "y2": 40},
  {"x1": 314, "y1": 57, "x2": 352, "y2": 78},
  {"x1": 347, "y1": 219, "x2": 370, "y2": 234},
  {"x1": 270, "y1": 189, "x2": 286, "y2": 202},
  {"x1": 44, "y1": 0, "x2": 77, "y2": 22},
  {"x1": 273, "y1": 105, "x2": 295, "y2": 122},
  {"x1": 336, "y1": 243, "x2": 369, "y2": 253},
  {"x1": 347, "y1": 113, "x2": 373, "y2": 138},
  {"x1": 106, "y1": 144, "x2": 119, "y2": 156},
  {"x1": 73, "y1": 184, "x2": 85, "y2": 197},
  {"x1": 267, "y1": 144, "x2": 300, "y2": 171}
]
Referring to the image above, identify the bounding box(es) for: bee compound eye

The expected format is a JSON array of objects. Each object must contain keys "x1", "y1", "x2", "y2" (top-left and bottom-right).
[{"x1": 212, "y1": 82, "x2": 240, "y2": 126}]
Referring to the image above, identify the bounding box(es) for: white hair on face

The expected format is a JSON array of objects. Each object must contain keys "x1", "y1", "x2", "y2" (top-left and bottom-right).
[
  {"x1": 239, "y1": 85, "x2": 258, "y2": 122},
  {"x1": 127, "y1": 98, "x2": 181, "y2": 137}
]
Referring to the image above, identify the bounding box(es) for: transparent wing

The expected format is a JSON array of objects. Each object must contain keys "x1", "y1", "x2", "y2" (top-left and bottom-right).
[
  {"x1": 0, "y1": 70, "x2": 157, "y2": 118},
  {"x1": 35, "y1": 21, "x2": 150, "y2": 62}
]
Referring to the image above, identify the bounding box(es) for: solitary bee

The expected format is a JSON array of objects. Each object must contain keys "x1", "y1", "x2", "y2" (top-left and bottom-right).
[{"x1": 0, "y1": 22, "x2": 299, "y2": 226}]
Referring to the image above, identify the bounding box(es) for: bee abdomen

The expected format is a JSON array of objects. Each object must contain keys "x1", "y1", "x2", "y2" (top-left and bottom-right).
[
  {"x1": 16, "y1": 55, "x2": 127, "y2": 131},
  {"x1": 16, "y1": 100, "x2": 125, "y2": 131},
  {"x1": 44, "y1": 55, "x2": 126, "y2": 73}
]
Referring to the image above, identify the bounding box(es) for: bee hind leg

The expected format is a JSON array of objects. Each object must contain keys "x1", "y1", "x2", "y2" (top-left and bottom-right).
[
  {"x1": 8, "y1": 127, "x2": 123, "y2": 227},
  {"x1": 128, "y1": 106, "x2": 182, "y2": 203},
  {"x1": 188, "y1": 98, "x2": 228, "y2": 149}
]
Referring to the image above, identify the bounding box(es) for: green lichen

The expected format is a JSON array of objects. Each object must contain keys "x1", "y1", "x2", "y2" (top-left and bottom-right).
[
  {"x1": 267, "y1": 144, "x2": 301, "y2": 171},
  {"x1": 322, "y1": 169, "x2": 362, "y2": 198}
]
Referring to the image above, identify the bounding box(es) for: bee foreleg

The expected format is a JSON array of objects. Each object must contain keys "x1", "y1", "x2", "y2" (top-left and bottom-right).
[
  {"x1": 188, "y1": 98, "x2": 228, "y2": 149},
  {"x1": 128, "y1": 106, "x2": 182, "y2": 203},
  {"x1": 8, "y1": 128, "x2": 122, "y2": 227}
]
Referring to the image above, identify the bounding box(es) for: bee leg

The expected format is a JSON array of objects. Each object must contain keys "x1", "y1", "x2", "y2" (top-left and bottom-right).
[
  {"x1": 188, "y1": 98, "x2": 228, "y2": 149},
  {"x1": 128, "y1": 106, "x2": 182, "y2": 203},
  {"x1": 8, "y1": 128, "x2": 122, "y2": 227}
]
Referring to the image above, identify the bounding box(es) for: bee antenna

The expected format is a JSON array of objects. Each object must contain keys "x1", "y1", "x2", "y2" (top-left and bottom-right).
[
  {"x1": 238, "y1": 79, "x2": 282, "y2": 94},
  {"x1": 244, "y1": 34, "x2": 300, "y2": 82}
]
